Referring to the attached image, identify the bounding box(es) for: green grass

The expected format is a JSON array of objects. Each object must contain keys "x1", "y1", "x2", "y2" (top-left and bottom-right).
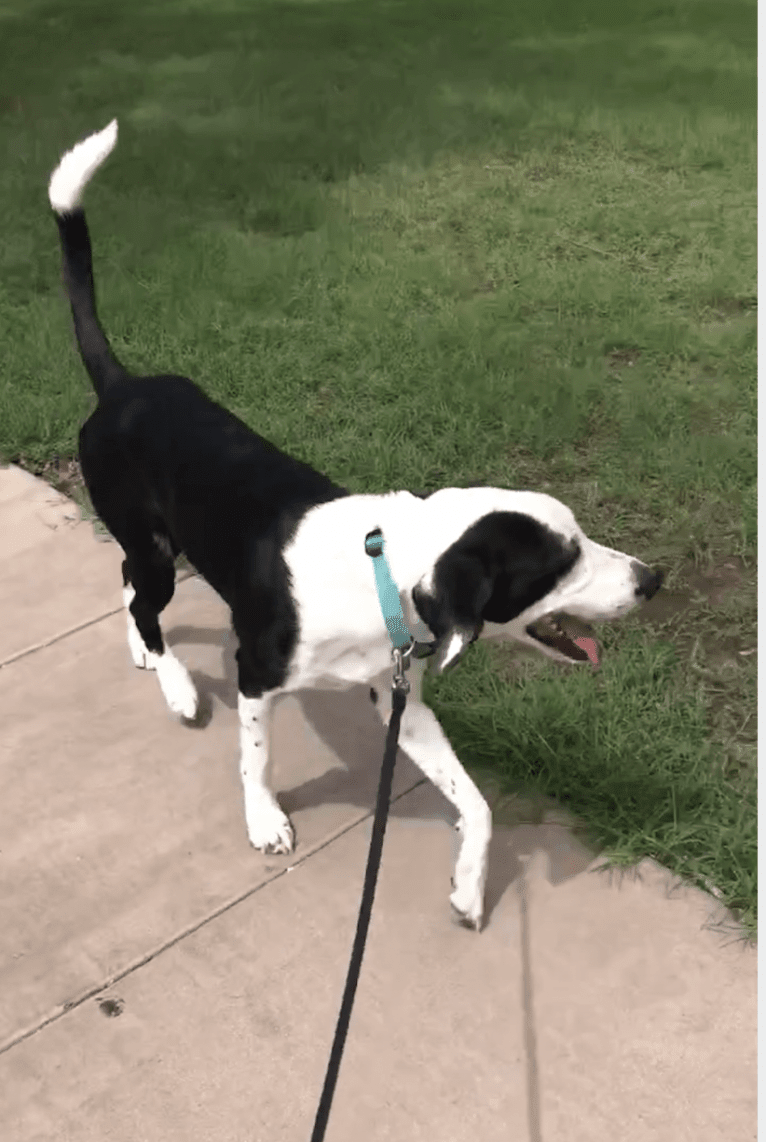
[{"x1": 0, "y1": 0, "x2": 756, "y2": 938}]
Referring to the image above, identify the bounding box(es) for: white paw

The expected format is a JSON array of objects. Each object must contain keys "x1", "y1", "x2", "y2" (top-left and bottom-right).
[
  {"x1": 156, "y1": 653, "x2": 198, "y2": 720},
  {"x1": 127, "y1": 624, "x2": 155, "y2": 669},
  {"x1": 450, "y1": 812, "x2": 490, "y2": 931},
  {"x1": 245, "y1": 795, "x2": 295, "y2": 855},
  {"x1": 450, "y1": 877, "x2": 485, "y2": 931}
]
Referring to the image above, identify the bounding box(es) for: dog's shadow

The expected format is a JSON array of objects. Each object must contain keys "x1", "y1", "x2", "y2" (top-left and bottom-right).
[{"x1": 167, "y1": 622, "x2": 598, "y2": 928}]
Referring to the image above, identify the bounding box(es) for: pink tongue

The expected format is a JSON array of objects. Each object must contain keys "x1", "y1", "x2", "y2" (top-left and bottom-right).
[{"x1": 574, "y1": 636, "x2": 600, "y2": 668}]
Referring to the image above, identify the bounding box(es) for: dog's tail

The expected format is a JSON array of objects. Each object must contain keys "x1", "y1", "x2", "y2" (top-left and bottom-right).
[{"x1": 48, "y1": 119, "x2": 128, "y2": 398}]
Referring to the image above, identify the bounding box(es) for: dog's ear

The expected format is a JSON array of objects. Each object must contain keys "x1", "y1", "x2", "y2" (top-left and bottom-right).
[
  {"x1": 412, "y1": 550, "x2": 494, "y2": 673},
  {"x1": 413, "y1": 511, "x2": 581, "y2": 673}
]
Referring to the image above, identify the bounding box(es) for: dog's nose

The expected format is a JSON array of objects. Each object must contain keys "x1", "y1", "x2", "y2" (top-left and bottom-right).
[{"x1": 631, "y1": 561, "x2": 664, "y2": 600}]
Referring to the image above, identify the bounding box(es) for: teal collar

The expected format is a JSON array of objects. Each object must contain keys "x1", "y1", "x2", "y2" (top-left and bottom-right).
[
  {"x1": 364, "y1": 528, "x2": 411, "y2": 649},
  {"x1": 364, "y1": 528, "x2": 435, "y2": 658}
]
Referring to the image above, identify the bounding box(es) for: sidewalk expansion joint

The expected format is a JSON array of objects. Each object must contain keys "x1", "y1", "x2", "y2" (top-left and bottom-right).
[
  {"x1": 0, "y1": 570, "x2": 197, "y2": 670},
  {"x1": 0, "y1": 777, "x2": 427, "y2": 1057}
]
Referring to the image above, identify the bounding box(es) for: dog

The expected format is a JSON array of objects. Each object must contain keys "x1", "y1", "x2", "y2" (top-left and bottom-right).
[{"x1": 48, "y1": 121, "x2": 662, "y2": 930}]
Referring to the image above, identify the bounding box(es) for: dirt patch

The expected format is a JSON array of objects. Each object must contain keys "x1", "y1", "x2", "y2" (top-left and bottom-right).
[
  {"x1": 606, "y1": 347, "x2": 642, "y2": 370},
  {"x1": 621, "y1": 557, "x2": 754, "y2": 673},
  {"x1": 528, "y1": 162, "x2": 560, "y2": 182},
  {"x1": 701, "y1": 295, "x2": 756, "y2": 320},
  {"x1": 30, "y1": 453, "x2": 86, "y2": 501},
  {"x1": 644, "y1": 556, "x2": 746, "y2": 619},
  {"x1": 312, "y1": 385, "x2": 335, "y2": 414},
  {"x1": 647, "y1": 556, "x2": 756, "y2": 752}
]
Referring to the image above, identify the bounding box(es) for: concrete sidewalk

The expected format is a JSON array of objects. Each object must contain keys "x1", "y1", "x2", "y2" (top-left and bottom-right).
[{"x1": 0, "y1": 464, "x2": 756, "y2": 1141}]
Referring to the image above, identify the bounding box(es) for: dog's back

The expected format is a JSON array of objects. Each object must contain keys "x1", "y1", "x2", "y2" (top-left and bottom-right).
[
  {"x1": 78, "y1": 371, "x2": 347, "y2": 602},
  {"x1": 49, "y1": 120, "x2": 348, "y2": 606}
]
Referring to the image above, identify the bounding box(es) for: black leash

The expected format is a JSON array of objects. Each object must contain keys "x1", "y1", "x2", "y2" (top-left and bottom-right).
[{"x1": 309, "y1": 681, "x2": 407, "y2": 1142}]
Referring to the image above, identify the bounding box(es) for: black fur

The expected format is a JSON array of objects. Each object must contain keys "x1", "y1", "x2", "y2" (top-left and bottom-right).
[
  {"x1": 412, "y1": 512, "x2": 581, "y2": 653},
  {"x1": 58, "y1": 207, "x2": 350, "y2": 698}
]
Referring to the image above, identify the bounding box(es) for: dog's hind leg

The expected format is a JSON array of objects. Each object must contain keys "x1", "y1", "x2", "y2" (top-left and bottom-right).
[
  {"x1": 121, "y1": 534, "x2": 198, "y2": 721},
  {"x1": 79, "y1": 414, "x2": 197, "y2": 720}
]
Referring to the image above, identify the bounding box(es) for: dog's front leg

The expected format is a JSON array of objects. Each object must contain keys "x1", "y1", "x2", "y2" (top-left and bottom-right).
[
  {"x1": 238, "y1": 691, "x2": 294, "y2": 855},
  {"x1": 372, "y1": 662, "x2": 491, "y2": 930}
]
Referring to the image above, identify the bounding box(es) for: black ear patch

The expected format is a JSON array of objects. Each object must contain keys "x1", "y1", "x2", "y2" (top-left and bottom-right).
[{"x1": 412, "y1": 512, "x2": 581, "y2": 665}]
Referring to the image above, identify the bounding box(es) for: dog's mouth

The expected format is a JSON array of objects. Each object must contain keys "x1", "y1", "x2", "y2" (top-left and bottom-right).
[{"x1": 526, "y1": 613, "x2": 600, "y2": 667}]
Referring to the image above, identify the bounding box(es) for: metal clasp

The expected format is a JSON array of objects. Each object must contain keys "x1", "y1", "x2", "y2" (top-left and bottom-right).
[{"x1": 391, "y1": 642, "x2": 414, "y2": 694}]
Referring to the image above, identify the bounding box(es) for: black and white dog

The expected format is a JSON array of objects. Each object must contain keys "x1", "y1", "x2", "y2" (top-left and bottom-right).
[{"x1": 48, "y1": 121, "x2": 662, "y2": 930}]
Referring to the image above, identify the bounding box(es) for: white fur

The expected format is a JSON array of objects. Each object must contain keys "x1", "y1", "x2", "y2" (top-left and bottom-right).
[
  {"x1": 373, "y1": 658, "x2": 491, "y2": 928},
  {"x1": 216, "y1": 487, "x2": 647, "y2": 928},
  {"x1": 49, "y1": 119, "x2": 118, "y2": 214},
  {"x1": 123, "y1": 586, "x2": 198, "y2": 719},
  {"x1": 238, "y1": 693, "x2": 294, "y2": 853},
  {"x1": 123, "y1": 586, "x2": 154, "y2": 669},
  {"x1": 155, "y1": 652, "x2": 199, "y2": 720},
  {"x1": 126, "y1": 488, "x2": 647, "y2": 927},
  {"x1": 278, "y1": 487, "x2": 643, "y2": 691},
  {"x1": 271, "y1": 488, "x2": 647, "y2": 928}
]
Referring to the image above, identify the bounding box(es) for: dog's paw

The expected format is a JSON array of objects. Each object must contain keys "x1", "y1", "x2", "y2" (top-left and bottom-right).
[
  {"x1": 246, "y1": 797, "x2": 295, "y2": 855},
  {"x1": 156, "y1": 654, "x2": 199, "y2": 720},
  {"x1": 449, "y1": 815, "x2": 490, "y2": 931},
  {"x1": 127, "y1": 632, "x2": 155, "y2": 670},
  {"x1": 450, "y1": 878, "x2": 484, "y2": 931}
]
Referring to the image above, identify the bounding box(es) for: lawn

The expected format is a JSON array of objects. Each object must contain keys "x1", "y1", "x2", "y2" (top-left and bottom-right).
[{"x1": 0, "y1": 0, "x2": 756, "y2": 938}]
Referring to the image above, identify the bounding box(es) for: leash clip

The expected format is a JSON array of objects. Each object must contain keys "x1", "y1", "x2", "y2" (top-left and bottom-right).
[{"x1": 391, "y1": 643, "x2": 413, "y2": 694}]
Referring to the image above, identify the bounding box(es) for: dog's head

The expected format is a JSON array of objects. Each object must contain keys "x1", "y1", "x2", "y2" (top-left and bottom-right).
[{"x1": 411, "y1": 492, "x2": 663, "y2": 673}]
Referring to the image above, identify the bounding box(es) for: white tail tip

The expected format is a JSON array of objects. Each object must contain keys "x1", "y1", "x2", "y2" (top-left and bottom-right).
[{"x1": 48, "y1": 119, "x2": 118, "y2": 214}]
